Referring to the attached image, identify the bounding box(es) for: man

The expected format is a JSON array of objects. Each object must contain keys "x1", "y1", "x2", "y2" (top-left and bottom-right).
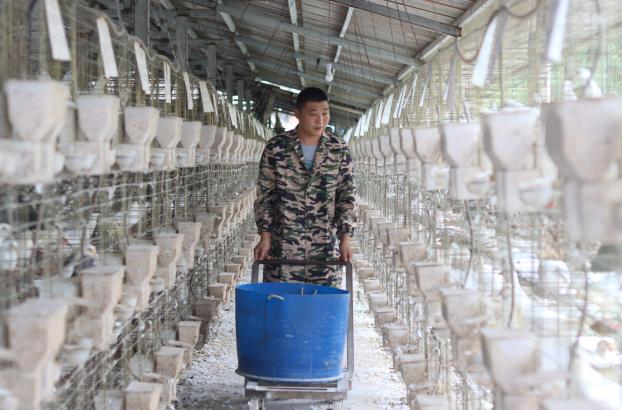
[{"x1": 253, "y1": 87, "x2": 357, "y2": 287}]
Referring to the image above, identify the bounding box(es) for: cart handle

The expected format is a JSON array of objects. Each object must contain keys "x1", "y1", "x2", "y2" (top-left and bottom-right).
[{"x1": 250, "y1": 259, "x2": 354, "y2": 383}]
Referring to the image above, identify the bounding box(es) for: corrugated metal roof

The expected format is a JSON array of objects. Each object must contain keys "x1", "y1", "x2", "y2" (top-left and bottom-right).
[{"x1": 147, "y1": 0, "x2": 479, "y2": 129}]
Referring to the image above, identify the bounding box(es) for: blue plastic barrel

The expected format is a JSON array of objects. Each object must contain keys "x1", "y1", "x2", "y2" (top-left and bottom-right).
[{"x1": 235, "y1": 282, "x2": 350, "y2": 383}]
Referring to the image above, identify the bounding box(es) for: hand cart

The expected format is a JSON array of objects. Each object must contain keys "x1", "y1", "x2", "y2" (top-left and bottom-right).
[{"x1": 243, "y1": 259, "x2": 354, "y2": 410}]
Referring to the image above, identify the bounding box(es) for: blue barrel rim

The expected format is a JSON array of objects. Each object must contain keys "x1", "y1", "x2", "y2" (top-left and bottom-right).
[
  {"x1": 235, "y1": 369, "x2": 346, "y2": 383},
  {"x1": 235, "y1": 282, "x2": 350, "y2": 296}
]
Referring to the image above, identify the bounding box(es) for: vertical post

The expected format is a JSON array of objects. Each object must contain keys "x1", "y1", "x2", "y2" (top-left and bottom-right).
[
  {"x1": 245, "y1": 89, "x2": 253, "y2": 112},
  {"x1": 134, "y1": 0, "x2": 150, "y2": 47},
  {"x1": 237, "y1": 79, "x2": 245, "y2": 109},
  {"x1": 207, "y1": 44, "x2": 217, "y2": 81},
  {"x1": 226, "y1": 65, "x2": 234, "y2": 103},
  {"x1": 176, "y1": 16, "x2": 189, "y2": 71},
  {"x1": 262, "y1": 92, "x2": 275, "y2": 124}
]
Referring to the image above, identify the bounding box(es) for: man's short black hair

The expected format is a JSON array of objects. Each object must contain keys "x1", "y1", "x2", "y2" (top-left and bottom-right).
[{"x1": 295, "y1": 87, "x2": 328, "y2": 110}]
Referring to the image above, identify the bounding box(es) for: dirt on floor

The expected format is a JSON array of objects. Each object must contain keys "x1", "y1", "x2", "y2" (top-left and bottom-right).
[{"x1": 176, "y1": 275, "x2": 409, "y2": 410}]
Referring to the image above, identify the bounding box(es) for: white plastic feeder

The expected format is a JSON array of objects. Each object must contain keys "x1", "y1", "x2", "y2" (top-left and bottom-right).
[
  {"x1": 177, "y1": 222, "x2": 201, "y2": 250},
  {"x1": 156, "y1": 117, "x2": 183, "y2": 149},
  {"x1": 378, "y1": 134, "x2": 394, "y2": 167},
  {"x1": 480, "y1": 328, "x2": 538, "y2": 391},
  {"x1": 399, "y1": 241, "x2": 428, "y2": 281},
  {"x1": 125, "y1": 244, "x2": 159, "y2": 285},
  {"x1": 197, "y1": 125, "x2": 216, "y2": 165},
  {"x1": 217, "y1": 131, "x2": 232, "y2": 164},
  {"x1": 413, "y1": 127, "x2": 442, "y2": 164},
  {"x1": 77, "y1": 95, "x2": 119, "y2": 142},
  {"x1": 413, "y1": 262, "x2": 449, "y2": 299},
  {"x1": 206, "y1": 206, "x2": 226, "y2": 239},
  {"x1": 80, "y1": 265, "x2": 124, "y2": 315},
  {"x1": 245, "y1": 139, "x2": 255, "y2": 163},
  {"x1": 363, "y1": 141, "x2": 373, "y2": 163},
  {"x1": 5, "y1": 80, "x2": 69, "y2": 142},
  {"x1": 115, "y1": 144, "x2": 145, "y2": 172},
  {"x1": 561, "y1": 179, "x2": 622, "y2": 242},
  {"x1": 376, "y1": 222, "x2": 396, "y2": 247},
  {"x1": 352, "y1": 141, "x2": 362, "y2": 162},
  {"x1": 181, "y1": 121, "x2": 201, "y2": 149},
  {"x1": 440, "y1": 122, "x2": 480, "y2": 167},
  {"x1": 253, "y1": 141, "x2": 264, "y2": 162},
  {"x1": 154, "y1": 117, "x2": 182, "y2": 171},
  {"x1": 369, "y1": 217, "x2": 388, "y2": 238},
  {"x1": 440, "y1": 122, "x2": 482, "y2": 200},
  {"x1": 357, "y1": 141, "x2": 365, "y2": 161},
  {"x1": 482, "y1": 109, "x2": 537, "y2": 171},
  {"x1": 236, "y1": 138, "x2": 246, "y2": 163},
  {"x1": 399, "y1": 128, "x2": 420, "y2": 181},
  {"x1": 439, "y1": 288, "x2": 486, "y2": 338},
  {"x1": 0, "y1": 140, "x2": 59, "y2": 184},
  {"x1": 239, "y1": 136, "x2": 249, "y2": 164},
  {"x1": 227, "y1": 134, "x2": 241, "y2": 164},
  {"x1": 124, "y1": 106, "x2": 160, "y2": 146},
  {"x1": 176, "y1": 148, "x2": 192, "y2": 168},
  {"x1": 413, "y1": 395, "x2": 449, "y2": 410},
  {"x1": 210, "y1": 127, "x2": 228, "y2": 163},
  {"x1": 542, "y1": 97, "x2": 622, "y2": 242},
  {"x1": 387, "y1": 228, "x2": 411, "y2": 270},
  {"x1": 149, "y1": 148, "x2": 166, "y2": 170},
  {"x1": 125, "y1": 381, "x2": 161, "y2": 410},
  {"x1": 414, "y1": 127, "x2": 448, "y2": 191},
  {"x1": 6, "y1": 298, "x2": 68, "y2": 371},
  {"x1": 389, "y1": 128, "x2": 406, "y2": 172},
  {"x1": 481, "y1": 109, "x2": 544, "y2": 212},
  {"x1": 124, "y1": 106, "x2": 160, "y2": 154},
  {"x1": 542, "y1": 97, "x2": 622, "y2": 182},
  {"x1": 61, "y1": 140, "x2": 116, "y2": 176},
  {"x1": 155, "y1": 233, "x2": 184, "y2": 268},
  {"x1": 363, "y1": 209, "x2": 381, "y2": 226},
  {"x1": 370, "y1": 139, "x2": 384, "y2": 167}
]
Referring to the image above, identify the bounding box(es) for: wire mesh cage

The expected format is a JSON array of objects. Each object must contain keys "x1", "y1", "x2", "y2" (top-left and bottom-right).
[
  {"x1": 351, "y1": 0, "x2": 622, "y2": 409},
  {"x1": 0, "y1": 0, "x2": 268, "y2": 408}
]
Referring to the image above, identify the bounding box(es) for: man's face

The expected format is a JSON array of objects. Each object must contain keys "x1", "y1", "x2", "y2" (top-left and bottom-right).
[{"x1": 295, "y1": 100, "x2": 330, "y2": 138}]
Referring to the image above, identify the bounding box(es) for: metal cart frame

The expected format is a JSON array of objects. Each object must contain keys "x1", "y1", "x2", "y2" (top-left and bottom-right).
[{"x1": 243, "y1": 259, "x2": 354, "y2": 410}]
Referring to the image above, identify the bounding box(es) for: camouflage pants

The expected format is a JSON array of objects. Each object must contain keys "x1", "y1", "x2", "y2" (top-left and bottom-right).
[{"x1": 262, "y1": 232, "x2": 342, "y2": 287}]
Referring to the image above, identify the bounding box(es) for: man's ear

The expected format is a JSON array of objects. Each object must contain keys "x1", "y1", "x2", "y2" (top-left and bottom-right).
[{"x1": 294, "y1": 108, "x2": 302, "y2": 120}]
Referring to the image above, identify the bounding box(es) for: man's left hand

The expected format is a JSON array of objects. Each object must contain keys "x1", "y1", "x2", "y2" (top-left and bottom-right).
[{"x1": 339, "y1": 235, "x2": 353, "y2": 263}]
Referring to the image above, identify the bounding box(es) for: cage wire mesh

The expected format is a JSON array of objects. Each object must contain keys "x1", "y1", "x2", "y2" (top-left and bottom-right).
[
  {"x1": 0, "y1": 0, "x2": 265, "y2": 409},
  {"x1": 353, "y1": 0, "x2": 622, "y2": 408}
]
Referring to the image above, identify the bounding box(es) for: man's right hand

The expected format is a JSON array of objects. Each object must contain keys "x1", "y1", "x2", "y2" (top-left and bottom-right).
[{"x1": 254, "y1": 232, "x2": 271, "y2": 260}]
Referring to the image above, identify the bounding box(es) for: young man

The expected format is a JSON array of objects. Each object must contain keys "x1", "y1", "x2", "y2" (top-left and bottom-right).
[{"x1": 253, "y1": 87, "x2": 357, "y2": 287}]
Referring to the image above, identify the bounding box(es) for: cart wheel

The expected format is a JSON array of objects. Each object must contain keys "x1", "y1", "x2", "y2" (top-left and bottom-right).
[
  {"x1": 248, "y1": 397, "x2": 267, "y2": 410},
  {"x1": 328, "y1": 400, "x2": 343, "y2": 410},
  {"x1": 247, "y1": 398, "x2": 259, "y2": 410}
]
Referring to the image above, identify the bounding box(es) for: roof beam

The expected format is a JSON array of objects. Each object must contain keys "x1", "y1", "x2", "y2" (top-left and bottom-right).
[
  {"x1": 272, "y1": 93, "x2": 362, "y2": 117},
  {"x1": 255, "y1": 75, "x2": 369, "y2": 111},
  {"x1": 235, "y1": 35, "x2": 395, "y2": 86},
  {"x1": 176, "y1": 16, "x2": 189, "y2": 70},
  {"x1": 134, "y1": 0, "x2": 150, "y2": 47},
  {"x1": 328, "y1": 6, "x2": 354, "y2": 94},
  {"x1": 252, "y1": 60, "x2": 380, "y2": 99},
  {"x1": 216, "y1": 3, "x2": 257, "y2": 74},
  {"x1": 329, "y1": 0, "x2": 460, "y2": 37},
  {"x1": 287, "y1": 0, "x2": 306, "y2": 87},
  {"x1": 417, "y1": 0, "x2": 491, "y2": 62},
  {"x1": 297, "y1": 72, "x2": 379, "y2": 99},
  {"x1": 216, "y1": 2, "x2": 418, "y2": 66},
  {"x1": 151, "y1": 8, "x2": 215, "y2": 19}
]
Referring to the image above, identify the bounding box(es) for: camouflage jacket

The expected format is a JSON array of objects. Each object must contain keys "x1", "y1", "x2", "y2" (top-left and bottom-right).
[{"x1": 254, "y1": 127, "x2": 357, "y2": 286}]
